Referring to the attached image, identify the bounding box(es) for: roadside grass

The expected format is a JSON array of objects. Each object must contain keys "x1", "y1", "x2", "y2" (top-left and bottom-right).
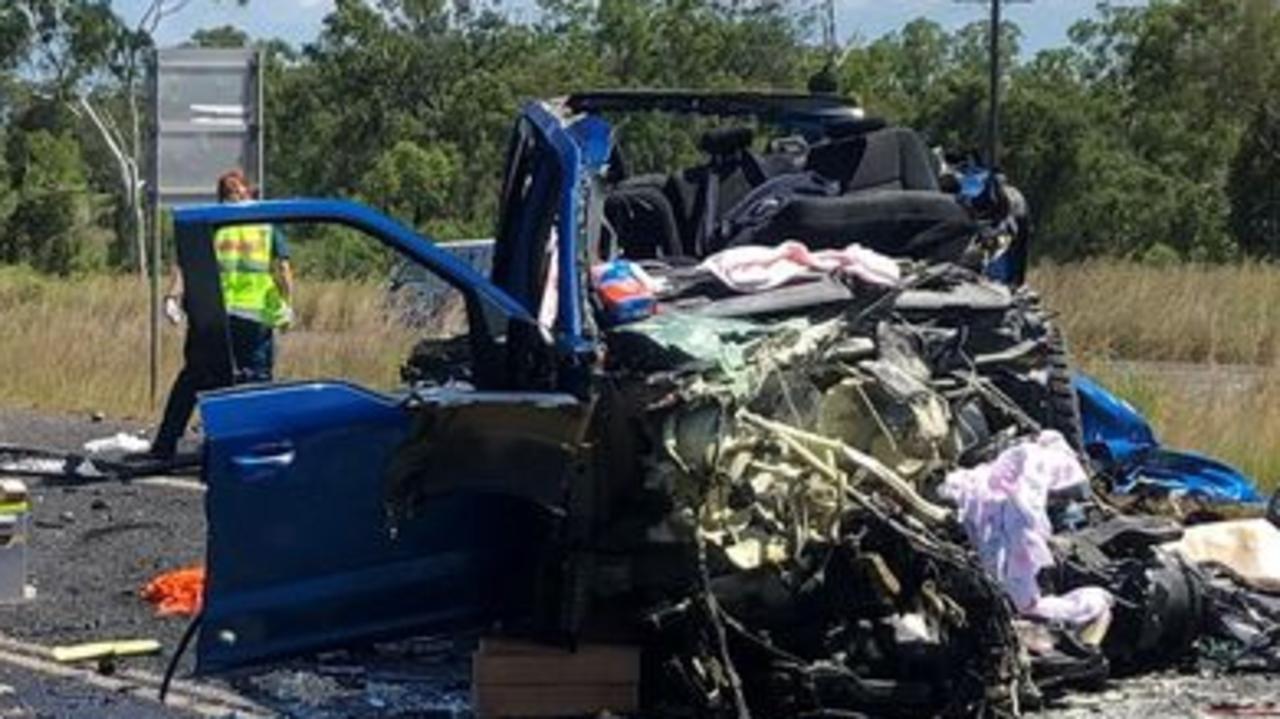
[
  {"x1": 0, "y1": 268, "x2": 418, "y2": 421},
  {"x1": 1031, "y1": 260, "x2": 1280, "y2": 366},
  {"x1": 0, "y1": 262, "x2": 1276, "y2": 489}
]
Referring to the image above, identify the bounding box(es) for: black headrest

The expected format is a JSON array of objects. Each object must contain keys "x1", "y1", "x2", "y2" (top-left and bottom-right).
[
  {"x1": 807, "y1": 135, "x2": 866, "y2": 185},
  {"x1": 826, "y1": 117, "x2": 888, "y2": 139},
  {"x1": 700, "y1": 126, "x2": 754, "y2": 156}
]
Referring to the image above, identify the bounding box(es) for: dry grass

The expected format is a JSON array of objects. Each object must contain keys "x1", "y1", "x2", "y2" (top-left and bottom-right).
[
  {"x1": 0, "y1": 268, "x2": 418, "y2": 420},
  {"x1": 1031, "y1": 260, "x2": 1280, "y2": 366}
]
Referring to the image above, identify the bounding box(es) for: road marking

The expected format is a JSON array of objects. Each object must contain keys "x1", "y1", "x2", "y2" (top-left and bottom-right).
[{"x1": 0, "y1": 633, "x2": 271, "y2": 718}]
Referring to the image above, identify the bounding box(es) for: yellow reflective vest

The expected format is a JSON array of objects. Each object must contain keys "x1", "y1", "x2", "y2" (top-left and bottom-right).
[{"x1": 214, "y1": 224, "x2": 287, "y2": 327}]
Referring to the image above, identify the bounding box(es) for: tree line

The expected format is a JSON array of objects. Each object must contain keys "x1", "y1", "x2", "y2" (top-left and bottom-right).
[{"x1": 1, "y1": 0, "x2": 1279, "y2": 277}]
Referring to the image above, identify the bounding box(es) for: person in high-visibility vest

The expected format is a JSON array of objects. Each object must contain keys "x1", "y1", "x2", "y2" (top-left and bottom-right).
[{"x1": 143, "y1": 170, "x2": 295, "y2": 462}]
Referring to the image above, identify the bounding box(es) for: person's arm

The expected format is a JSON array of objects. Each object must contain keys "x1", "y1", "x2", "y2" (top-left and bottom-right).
[
  {"x1": 162, "y1": 263, "x2": 185, "y2": 325},
  {"x1": 273, "y1": 258, "x2": 294, "y2": 304},
  {"x1": 271, "y1": 226, "x2": 293, "y2": 303},
  {"x1": 164, "y1": 262, "x2": 183, "y2": 299}
]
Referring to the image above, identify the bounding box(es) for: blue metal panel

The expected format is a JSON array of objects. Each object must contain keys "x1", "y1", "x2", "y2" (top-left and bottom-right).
[
  {"x1": 174, "y1": 199, "x2": 531, "y2": 322},
  {"x1": 1076, "y1": 373, "x2": 1261, "y2": 503},
  {"x1": 568, "y1": 114, "x2": 613, "y2": 170},
  {"x1": 519, "y1": 103, "x2": 594, "y2": 355},
  {"x1": 1112, "y1": 447, "x2": 1263, "y2": 504},
  {"x1": 511, "y1": 156, "x2": 558, "y2": 309},
  {"x1": 196, "y1": 381, "x2": 555, "y2": 673},
  {"x1": 1076, "y1": 373, "x2": 1158, "y2": 465}
]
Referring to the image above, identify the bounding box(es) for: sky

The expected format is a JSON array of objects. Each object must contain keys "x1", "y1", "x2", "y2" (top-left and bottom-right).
[{"x1": 112, "y1": 0, "x2": 1144, "y2": 55}]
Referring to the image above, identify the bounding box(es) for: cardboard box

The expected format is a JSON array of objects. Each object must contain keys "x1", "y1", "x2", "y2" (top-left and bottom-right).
[{"x1": 473, "y1": 639, "x2": 639, "y2": 718}]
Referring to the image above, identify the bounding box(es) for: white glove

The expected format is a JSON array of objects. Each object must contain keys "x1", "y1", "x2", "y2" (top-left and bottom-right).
[
  {"x1": 277, "y1": 303, "x2": 295, "y2": 330},
  {"x1": 163, "y1": 295, "x2": 184, "y2": 325}
]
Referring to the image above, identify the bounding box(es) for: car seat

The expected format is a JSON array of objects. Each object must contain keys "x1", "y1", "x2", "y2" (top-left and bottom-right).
[
  {"x1": 603, "y1": 174, "x2": 684, "y2": 260},
  {"x1": 731, "y1": 125, "x2": 975, "y2": 260},
  {"x1": 664, "y1": 126, "x2": 774, "y2": 257},
  {"x1": 807, "y1": 126, "x2": 940, "y2": 193}
]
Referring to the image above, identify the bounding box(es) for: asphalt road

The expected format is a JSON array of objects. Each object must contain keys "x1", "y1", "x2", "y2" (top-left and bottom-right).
[
  {"x1": 0, "y1": 407, "x2": 468, "y2": 718},
  {"x1": 0, "y1": 403, "x2": 1277, "y2": 718}
]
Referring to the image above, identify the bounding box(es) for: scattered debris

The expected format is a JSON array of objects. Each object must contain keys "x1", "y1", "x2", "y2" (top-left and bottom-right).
[
  {"x1": 141, "y1": 566, "x2": 204, "y2": 617},
  {"x1": 83, "y1": 433, "x2": 151, "y2": 456},
  {"x1": 1165, "y1": 519, "x2": 1280, "y2": 593},
  {"x1": 0, "y1": 480, "x2": 30, "y2": 603},
  {"x1": 555, "y1": 260, "x2": 1275, "y2": 716},
  {"x1": 51, "y1": 639, "x2": 161, "y2": 663},
  {"x1": 0, "y1": 445, "x2": 109, "y2": 480}
]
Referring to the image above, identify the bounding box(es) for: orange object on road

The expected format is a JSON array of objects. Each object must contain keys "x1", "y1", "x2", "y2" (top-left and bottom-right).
[{"x1": 141, "y1": 566, "x2": 205, "y2": 617}]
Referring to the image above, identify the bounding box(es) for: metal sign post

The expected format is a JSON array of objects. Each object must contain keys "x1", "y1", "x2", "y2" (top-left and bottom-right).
[{"x1": 147, "y1": 48, "x2": 263, "y2": 407}]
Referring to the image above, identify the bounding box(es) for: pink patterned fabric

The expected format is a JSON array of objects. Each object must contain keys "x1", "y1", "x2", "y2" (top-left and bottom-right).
[
  {"x1": 942, "y1": 431, "x2": 1112, "y2": 625},
  {"x1": 699, "y1": 241, "x2": 901, "y2": 293}
]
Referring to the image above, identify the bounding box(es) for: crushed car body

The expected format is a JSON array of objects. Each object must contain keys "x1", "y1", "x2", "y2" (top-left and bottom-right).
[{"x1": 174, "y1": 90, "x2": 1274, "y2": 716}]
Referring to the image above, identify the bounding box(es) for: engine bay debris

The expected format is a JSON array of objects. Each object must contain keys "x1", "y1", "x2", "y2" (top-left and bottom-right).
[{"x1": 538, "y1": 262, "x2": 1280, "y2": 718}]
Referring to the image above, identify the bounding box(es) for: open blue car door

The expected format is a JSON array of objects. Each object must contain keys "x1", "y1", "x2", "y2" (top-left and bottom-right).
[
  {"x1": 186, "y1": 103, "x2": 609, "y2": 673},
  {"x1": 197, "y1": 380, "x2": 589, "y2": 673}
]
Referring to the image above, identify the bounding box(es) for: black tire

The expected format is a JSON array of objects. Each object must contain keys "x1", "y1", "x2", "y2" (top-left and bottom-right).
[
  {"x1": 1043, "y1": 322, "x2": 1085, "y2": 451},
  {"x1": 1004, "y1": 290, "x2": 1084, "y2": 451},
  {"x1": 955, "y1": 288, "x2": 1085, "y2": 451}
]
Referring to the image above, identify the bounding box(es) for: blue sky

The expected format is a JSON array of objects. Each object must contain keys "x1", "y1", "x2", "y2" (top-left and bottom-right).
[{"x1": 113, "y1": 0, "x2": 1144, "y2": 54}]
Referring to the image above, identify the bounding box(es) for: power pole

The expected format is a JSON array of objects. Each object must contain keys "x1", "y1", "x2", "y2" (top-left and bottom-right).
[
  {"x1": 808, "y1": 0, "x2": 840, "y2": 94},
  {"x1": 823, "y1": 0, "x2": 836, "y2": 54},
  {"x1": 986, "y1": 0, "x2": 1002, "y2": 167},
  {"x1": 958, "y1": 0, "x2": 1031, "y2": 167}
]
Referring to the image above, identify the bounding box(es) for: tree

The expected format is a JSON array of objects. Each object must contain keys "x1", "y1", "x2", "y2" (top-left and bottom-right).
[
  {"x1": 1229, "y1": 98, "x2": 1280, "y2": 256},
  {"x1": 360, "y1": 140, "x2": 458, "y2": 231},
  {"x1": 6, "y1": 1, "x2": 250, "y2": 277},
  {"x1": 0, "y1": 5, "x2": 32, "y2": 71},
  {"x1": 4, "y1": 129, "x2": 93, "y2": 273},
  {"x1": 188, "y1": 24, "x2": 250, "y2": 48},
  {"x1": 6, "y1": 0, "x2": 1280, "y2": 273},
  {"x1": 839, "y1": 19, "x2": 950, "y2": 122}
]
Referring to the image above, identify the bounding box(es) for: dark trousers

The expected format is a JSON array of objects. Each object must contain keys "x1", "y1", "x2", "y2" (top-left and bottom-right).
[{"x1": 152, "y1": 316, "x2": 274, "y2": 456}]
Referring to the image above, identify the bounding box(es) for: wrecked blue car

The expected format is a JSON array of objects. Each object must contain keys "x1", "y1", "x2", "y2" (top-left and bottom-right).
[{"x1": 174, "y1": 91, "x2": 1262, "y2": 717}]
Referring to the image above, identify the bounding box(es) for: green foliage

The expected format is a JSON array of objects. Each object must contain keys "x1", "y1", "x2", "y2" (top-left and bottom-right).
[
  {"x1": 1140, "y1": 242, "x2": 1181, "y2": 267},
  {"x1": 1228, "y1": 93, "x2": 1280, "y2": 257},
  {"x1": 188, "y1": 25, "x2": 250, "y2": 48},
  {"x1": 11, "y1": 0, "x2": 126, "y2": 92},
  {"x1": 290, "y1": 224, "x2": 396, "y2": 280},
  {"x1": 2, "y1": 130, "x2": 100, "y2": 274},
  {"x1": 359, "y1": 140, "x2": 459, "y2": 234},
  {"x1": 0, "y1": 5, "x2": 33, "y2": 71},
  {"x1": 5, "y1": 0, "x2": 1280, "y2": 278}
]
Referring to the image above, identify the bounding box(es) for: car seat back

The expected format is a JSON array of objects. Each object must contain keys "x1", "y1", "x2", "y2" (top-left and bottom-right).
[
  {"x1": 604, "y1": 174, "x2": 684, "y2": 260},
  {"x1": 808, "y1": 126, "x2": 940, "y2": 193}
]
